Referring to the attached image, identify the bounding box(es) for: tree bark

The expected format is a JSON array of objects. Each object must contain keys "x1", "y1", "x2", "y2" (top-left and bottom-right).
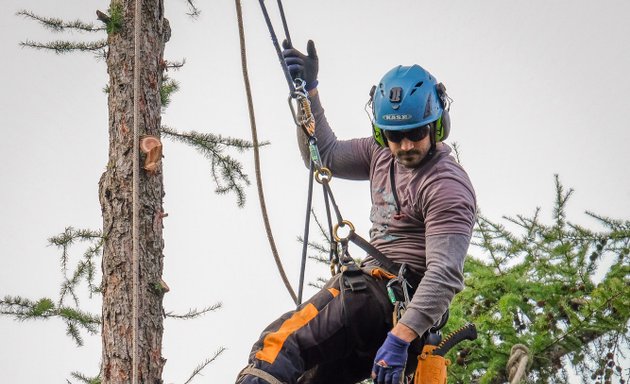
[{"x1": 98, "y1": 0, "x2": 168, "y2": 382}]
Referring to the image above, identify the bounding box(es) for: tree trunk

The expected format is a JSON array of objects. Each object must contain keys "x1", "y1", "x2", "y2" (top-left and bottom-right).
[{"x1": 98, "y1": 0, "x2": 168, "y2": 382}]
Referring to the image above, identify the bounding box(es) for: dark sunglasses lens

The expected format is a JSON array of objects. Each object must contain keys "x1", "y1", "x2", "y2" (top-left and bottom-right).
[
  {"x1": 407, "y1": 126, "x2": 430, "y2": 141},
  {"x1": 383, "y1": 125, "x2": 430, "y2": 143},
  {"x1": 384, "y1": 130, "x2": 404, "y2": 142}
]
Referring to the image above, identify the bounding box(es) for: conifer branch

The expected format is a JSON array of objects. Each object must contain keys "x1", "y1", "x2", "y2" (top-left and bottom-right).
[
  {"x1": 297, "y1": 210, "x2": 334, "y2": 256},
  {"x1": 16, "y1": 10, "x2": 105, "y2": 32},
  {"x1": 161, "y1": 75, "x2": 180, "y2": 109},
  {"x1": 182, "y1": 347, "x2": 226, "y2": 384},
  {"x1": 161, "y1": 126, "x2": 265, "y2": 207},
  {"x1": 164, "y1": 303, "x2": 223, "y2": 319},
  {"x1": 165, "y1": 58, "x2": 186, "y2": 70},
  {"x1": 49, "y1": 227, "x2": 103, "y2": 272},
  {"x1": 183, "y1": 0, "x2": 201, "y2": 18},
  {"x1": 20, "y1": 39, "x2": 108, "y2": 55},
  {"x1": 446, "y1": 177, "x2": 629, "y2": 383},
  {"x1": 49, "y1": 227, "x2": 104, "y2": 305},
  {"x1": 0, "y1": 296, "x2": 100, "y2": 346},
  {"x1": 69, "y1": 371, "x2": 101, "y2": 384},
  {"x1": 309, "y1": 277, "x2": 329, "y2": 290}
]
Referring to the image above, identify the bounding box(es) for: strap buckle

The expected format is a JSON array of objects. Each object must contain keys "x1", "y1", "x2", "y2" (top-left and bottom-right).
[{"x1": 340, "y1": 262, "x2": 366, "y2": 292}]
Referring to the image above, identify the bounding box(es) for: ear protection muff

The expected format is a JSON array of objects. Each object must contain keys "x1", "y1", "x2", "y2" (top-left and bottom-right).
[{"x1": 434, "y1": 83, "x2": 451, "y2": 142}]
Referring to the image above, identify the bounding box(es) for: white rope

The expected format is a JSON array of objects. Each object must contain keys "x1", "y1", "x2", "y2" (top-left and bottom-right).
[
  {"x1": 507, "y1": 344, "x2": 530, "y2": 384},
  {"x1": 132, "y1": 0, "x2": 142, "y2": 382}
]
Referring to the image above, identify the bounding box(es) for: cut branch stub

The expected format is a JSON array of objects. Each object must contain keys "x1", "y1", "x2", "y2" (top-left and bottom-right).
[{"x1": 140, "y1": 135, "x2": 163, "y2": 174}]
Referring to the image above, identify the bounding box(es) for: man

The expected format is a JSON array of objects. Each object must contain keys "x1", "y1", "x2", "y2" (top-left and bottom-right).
[{"x1": 236, "y1": 41, "x2": 476, "y2": 384}]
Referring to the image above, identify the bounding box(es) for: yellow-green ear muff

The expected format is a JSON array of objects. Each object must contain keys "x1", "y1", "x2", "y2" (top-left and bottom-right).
[
  {"x1": 372, "y1": 124, "x2": 388, "y2": 147},
  {"x1": 435, "y1": 110, "x2": 450, "y2": 142}
]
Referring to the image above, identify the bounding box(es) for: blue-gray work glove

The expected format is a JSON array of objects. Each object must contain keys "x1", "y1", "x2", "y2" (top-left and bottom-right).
[
  {"x1": 371, "y1": 332, "x2": 409, "y2": 384},
  {"x1": 281, "y1": 39, "x2": 319, "y2": 91}
]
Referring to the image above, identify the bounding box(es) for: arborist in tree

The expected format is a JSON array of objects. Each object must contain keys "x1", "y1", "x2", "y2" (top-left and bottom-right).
[{"x1": 236, "y1": 40, "x2": 476, "y2": 384}]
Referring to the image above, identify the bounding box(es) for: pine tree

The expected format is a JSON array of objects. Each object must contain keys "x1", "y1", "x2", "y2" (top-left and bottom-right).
[
  {"x1": 97, "y1": 1, "x2": 168, "y2": 381},
  {"x1": 3, "y1": 2, "x2": 253, "y2": 383},
  {"x1": 445, "y1": 175, "x2": 630, "y2": 384}
]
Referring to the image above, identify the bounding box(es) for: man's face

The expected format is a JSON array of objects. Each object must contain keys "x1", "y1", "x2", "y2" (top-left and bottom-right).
[{"x1": 384, "y1": 125, "x2": 432, "y2": 168}]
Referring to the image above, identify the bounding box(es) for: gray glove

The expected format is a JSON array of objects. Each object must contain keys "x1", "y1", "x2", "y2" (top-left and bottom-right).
[{"x1": 282, "y1": 40, "x2": 319, "y2": 91}]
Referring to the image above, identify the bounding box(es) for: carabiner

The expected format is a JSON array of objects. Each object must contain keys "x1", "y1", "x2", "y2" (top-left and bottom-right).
[
  {"x1": 314, "y1": 167, "x2": 332, "y2": 184},
  {"x1": 332, "y1": 220, "x2": 355, "y2": 242}
]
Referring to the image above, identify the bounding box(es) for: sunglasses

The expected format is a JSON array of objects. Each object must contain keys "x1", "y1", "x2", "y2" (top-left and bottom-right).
[{"x1": 382, "y1": 124, "x2": 431, "y2": 143}]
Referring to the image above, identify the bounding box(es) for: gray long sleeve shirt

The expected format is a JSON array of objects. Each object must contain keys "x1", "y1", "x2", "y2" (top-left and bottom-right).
[{"x1": 298, "y1": 93, "x2": 477, "y2": 337}]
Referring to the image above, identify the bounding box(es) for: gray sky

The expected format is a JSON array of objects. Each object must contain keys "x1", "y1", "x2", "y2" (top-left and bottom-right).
[{"x1": 1, "y1": 0, "x2": 629, "y2": 383}]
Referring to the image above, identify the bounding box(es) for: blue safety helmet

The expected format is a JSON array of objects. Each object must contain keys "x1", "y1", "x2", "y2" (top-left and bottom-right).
[{"x1": 371, "y1": 65, "x2": 450, "y2": 147}]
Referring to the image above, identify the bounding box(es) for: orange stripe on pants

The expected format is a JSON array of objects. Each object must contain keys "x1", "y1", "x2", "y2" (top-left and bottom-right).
[{"x1": 255, "y1": 303, "x2": 319, "y2": 364}]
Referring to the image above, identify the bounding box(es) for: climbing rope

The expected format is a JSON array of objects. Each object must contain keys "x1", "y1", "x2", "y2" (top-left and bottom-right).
[
  {"x1": 131, "y1": 0, "x2": 142, "y2": 381},
  {"x1": 507, "y1": 344, "x2": 530, "y2": 384},
  {"x1": 249, "y1": 0, "x2": 395, "y2": 303},
  {"x1": 234, "y1": 0, "x2": 298, "y2": 305}
]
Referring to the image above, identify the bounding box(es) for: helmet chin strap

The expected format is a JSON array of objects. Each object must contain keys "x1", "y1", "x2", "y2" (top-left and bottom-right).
[{"x1": 426, "y1": 125, "x2": 438, "y2": 161}]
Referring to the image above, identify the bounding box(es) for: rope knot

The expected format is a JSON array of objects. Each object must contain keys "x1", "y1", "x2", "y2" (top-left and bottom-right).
[{"x1": 507, "y1": 344, "x2": 530, "y2": 384}]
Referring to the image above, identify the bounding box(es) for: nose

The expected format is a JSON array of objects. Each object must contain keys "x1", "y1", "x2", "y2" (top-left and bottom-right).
[{"x1": 400, "y1": 138, "x2": 415, "y2": 151}]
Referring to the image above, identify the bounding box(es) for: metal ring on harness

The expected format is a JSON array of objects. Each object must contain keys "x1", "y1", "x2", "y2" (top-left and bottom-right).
[
  {"x1": 314, "y1": 167, "x2": 332, "y2": 184},
  {"x1": 333, "y1": 220, "x2": 355, "y2": 242}
]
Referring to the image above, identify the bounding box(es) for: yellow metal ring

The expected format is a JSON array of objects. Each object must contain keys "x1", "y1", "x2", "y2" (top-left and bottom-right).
[
  {"x1": 333, "y1": 220, "x2": 355, "y2": 242},
  {"x1": 314, "y1": 167, "x2": 332, "y2": 184}
]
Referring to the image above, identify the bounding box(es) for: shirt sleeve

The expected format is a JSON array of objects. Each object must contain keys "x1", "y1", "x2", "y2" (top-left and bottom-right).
[
  {"x1": 398, "y1": 233, "x2": 469, "y2": 336},
  {"x1": 296, "y1": 93, "x2": 374, "y2": 180},
  {"x1": 421, "y1": 171, "x2": 476, "y2": 237}
]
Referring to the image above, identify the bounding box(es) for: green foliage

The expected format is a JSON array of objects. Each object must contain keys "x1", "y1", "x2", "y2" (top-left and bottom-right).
[
  {"x1": 17, "y1": 10, "x2": 107, "y2": 57},
  {"x1": 0, "y1": 295, "x2": 100, "y2": 347},
  {"x1": 1, "y1": 224, "x2": 223, "y2": 380},
  {"x1": 446, "y1": 176, "x2": 630, "y2": 384},
  {"x1": 106, "y1": 2, "x2": 123, "y2": 35},
  {"x1": 165, "y1": 303, "x2": 223, "y2": 320},
  {"x1": 1, "y1": 227, "x2": 104, "y2": 347},
  {"x1": 19, "y1": 39, "x2": 108, "y2": 55},
  {"x1": 16, "y1": 10, "x2": 104, "y2": 32},
  {"x1": 68, "y1": 371, "x2": 101, "y2": 384},
  {"x1": 160, "y1": 75, "x2": 180, "y2": 109},
  {"x1": 49, "y1": 227, "x2": 104, "y2": 300},
  {"x1": 183, "y1": 347, "x2": 226, "y2": 384},
  {"x1": 161, "y1": 126, "x2": 264, "y2": 207}
]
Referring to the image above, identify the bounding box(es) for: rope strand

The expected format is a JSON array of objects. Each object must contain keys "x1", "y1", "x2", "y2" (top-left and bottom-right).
[
  {"x1": 235, "y1": 0, "x2": 298, "y2": 305},
  {"x1": 132, "y1": 0, "x2": 142, "y2": 381},
  {"x1": 507, "y1": 344, "x2": 530, "y2": 384}
]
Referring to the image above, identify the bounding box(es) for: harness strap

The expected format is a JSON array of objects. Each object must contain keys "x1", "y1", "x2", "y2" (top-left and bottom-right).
[
  {"x1": 347, "y1": 231, "x2": 400, "y2": 276},
  {"x1": 238, "y1": 365, "x2": 287, "y2": 384},
  {"x1": 297, "y1": 160, "x2": 316, "y2": 304}
]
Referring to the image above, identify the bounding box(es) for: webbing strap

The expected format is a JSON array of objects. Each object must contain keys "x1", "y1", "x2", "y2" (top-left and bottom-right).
[
  {"x1": 348, "y1": 231, "x2": 400, "y2": 276},
  {"x1": 239, "y1": 365, "x2": 286, "y2": 384},
  {"x1": 297, "y1": 160, "x2": 316, "y2": 304},
  {"x1": 317, "y1": 167, "x2": 400, "y2": 276}
]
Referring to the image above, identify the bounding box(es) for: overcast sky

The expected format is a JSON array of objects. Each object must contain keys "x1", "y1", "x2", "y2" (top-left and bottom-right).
[{"x1": 1, "y1": 0, "x2": 629, "y2": 383}]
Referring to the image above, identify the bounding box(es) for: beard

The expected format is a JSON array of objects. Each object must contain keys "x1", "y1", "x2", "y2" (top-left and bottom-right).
[{"x1": 395, "y1": 148, "x2": 427, "y2": 168}]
